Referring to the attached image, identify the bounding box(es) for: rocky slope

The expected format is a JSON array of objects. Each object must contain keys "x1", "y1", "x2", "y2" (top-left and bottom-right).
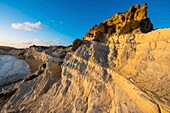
[{"x1": 0, "y1": 3, "x2": 170, "y2": 113}]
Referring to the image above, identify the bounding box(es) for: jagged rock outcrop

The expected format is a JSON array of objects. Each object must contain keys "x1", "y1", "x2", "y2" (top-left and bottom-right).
[{"x1": 83, "y1": 3, "x2": 153, "y2": 42}]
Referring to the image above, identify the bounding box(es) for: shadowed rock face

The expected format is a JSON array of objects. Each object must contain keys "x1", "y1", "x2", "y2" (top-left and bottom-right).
[
  {"x1": 0, "y1": 4, "x2": 170, "y2": 113},
  {"x1": 71, "y1": 38, "x2": 87, "y2": 51},
  {"x1": 83, "y1": 3, "x2": 153, "y2": 42}
]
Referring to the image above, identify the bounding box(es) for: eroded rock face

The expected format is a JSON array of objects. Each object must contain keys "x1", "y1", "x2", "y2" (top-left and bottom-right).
[
  {"x1": 1, "y1": 29, "x2": 170, "y2": 113},
  {"x1": 0, "y1": 45, "x2": 70, "y2": 110},
  {"x1": 83, "y1": 3, "x2": 153, "y2": 42}
]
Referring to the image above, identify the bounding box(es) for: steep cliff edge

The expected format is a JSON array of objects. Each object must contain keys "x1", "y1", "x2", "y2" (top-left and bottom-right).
[{"x1": 0, "y1": 3, "x2": 170, "y2": 113}]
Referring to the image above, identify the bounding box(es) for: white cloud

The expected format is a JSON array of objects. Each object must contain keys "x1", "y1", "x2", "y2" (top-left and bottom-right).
[{"x1": 11, "y1": 21, "x2": 41, "y2": 31}]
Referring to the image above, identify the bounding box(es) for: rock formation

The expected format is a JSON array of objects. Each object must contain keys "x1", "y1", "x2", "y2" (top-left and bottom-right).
[
  {"x1": 71, "y1": 38, "x2": 87, "y2": 51},
  {"x1": 0, "y1": 46, "x2": 16, "y2": 55},
  {"x1": 0, "y1": 3, "x2": 170, "y2": 113},
  {"x1": 83, "y1": 3, "x2": 153, "y2": 42}
]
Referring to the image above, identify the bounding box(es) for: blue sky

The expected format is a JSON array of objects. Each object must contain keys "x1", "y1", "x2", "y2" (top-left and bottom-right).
[{"x1": 0, "y1": 0, "x2": 170, "y2": 48}]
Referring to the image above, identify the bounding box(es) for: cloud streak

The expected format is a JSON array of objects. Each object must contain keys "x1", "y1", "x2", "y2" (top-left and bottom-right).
[
  {"x1": 21, "y1": 39, "x2": 61, "y2": 46},
  {"x1": 0, "y1": 38, "x2": 61, "y2": 48},
  {"x1": 11, "y1": 21, "x2": 41, "y2": 31}
]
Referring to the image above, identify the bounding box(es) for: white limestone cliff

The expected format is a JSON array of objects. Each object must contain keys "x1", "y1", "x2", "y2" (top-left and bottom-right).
[{"x1": 0, "y1": 28, "x2": 170, "y2": 113}]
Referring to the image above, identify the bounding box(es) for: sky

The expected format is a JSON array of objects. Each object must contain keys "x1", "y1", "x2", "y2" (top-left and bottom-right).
[{"x1": 0, "y1": 0, "x2": 170, "y2": 48}]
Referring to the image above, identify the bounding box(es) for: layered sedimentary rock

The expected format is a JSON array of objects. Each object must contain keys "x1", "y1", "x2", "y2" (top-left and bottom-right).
[
  {"x1": 0, "y1": 3, "x2": 170, "y2": 113},
  {"x1": 0, "y1": 45, "x2": 71, "y2": 90},
  {"x1": 0, "y1": 28, "x2": 170, "y2": 113},
  {"x1": 0, "y1": 45, "x2": 70, "y2": 110}
]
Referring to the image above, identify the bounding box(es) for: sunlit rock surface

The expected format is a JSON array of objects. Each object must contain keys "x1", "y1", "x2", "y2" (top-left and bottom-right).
[
  {"x1": 0, "y1": 55, "x2": 31, "y2": 86},
  {"x1": 0, "y1": 28, "x2": 170, "y2": 113},
  {"x1": 83, "y1": 3, "x2": 153, "y2": 42}
]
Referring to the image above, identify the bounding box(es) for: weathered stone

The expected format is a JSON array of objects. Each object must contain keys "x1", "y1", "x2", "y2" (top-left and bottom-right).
[
  {"x1": 1, "y1": 28, "x2": 170, "y2": 113},
  {"x1": 72, "y1": 38, "x2": 86, "y2": 51},
  {"x1": 83, "y1": 3, "x2": 153, "y2": 42}
]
